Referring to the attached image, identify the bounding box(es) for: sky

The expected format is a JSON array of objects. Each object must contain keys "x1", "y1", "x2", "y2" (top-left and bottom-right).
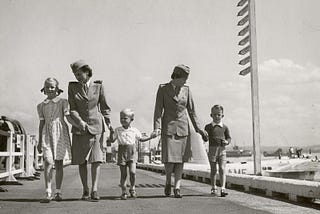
[{"x1": 0, "y1": 0, "x2": 319, "y2": 149}]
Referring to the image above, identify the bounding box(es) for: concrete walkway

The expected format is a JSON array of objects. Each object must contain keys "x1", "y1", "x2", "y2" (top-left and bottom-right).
[{"x1": 0, "y1": 164, "x2": 319, "y2": 214}]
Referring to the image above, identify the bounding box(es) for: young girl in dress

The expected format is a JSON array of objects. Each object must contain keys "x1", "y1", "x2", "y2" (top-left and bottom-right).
[
  {"x1": 37, "y1": 77, "x2": 75, "y2": 202},
  {"x1": 109, "y1": 108, "x2": 157, "y2": 199}
]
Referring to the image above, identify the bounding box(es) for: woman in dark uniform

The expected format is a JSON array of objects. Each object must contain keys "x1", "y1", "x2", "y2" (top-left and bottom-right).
[
  {"x1": 153, "y1": 64, "x2": 207, "y2": 198},
  {"x1": 68, "y1": 60, "x2": 111, "y2": 201}
]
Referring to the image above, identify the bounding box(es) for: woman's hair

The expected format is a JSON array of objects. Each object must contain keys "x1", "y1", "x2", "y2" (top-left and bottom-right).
[
  {"x1": 211, "y1": 105, "x2": 224, "y2": 113},
  {"x1": 40, "y1": 77, "x2": 64, "y2": 95},
  {"x1": 79, "y1": 65, "x2": 93, "y2": 77},
  {"x1": 120, "y1": 108, "x2": 135, "y2": 120},
  {"x1": 70, "y1": 60, "x2": 93, "y2": 77},
  {"x1": 171, "y1": 64, "x2": 190, "y2": 79}
]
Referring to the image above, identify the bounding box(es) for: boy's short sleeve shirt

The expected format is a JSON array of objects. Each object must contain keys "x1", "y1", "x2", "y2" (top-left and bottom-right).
[{"x1": 113, "y1": 126, "x2": 142, "y2": 145}]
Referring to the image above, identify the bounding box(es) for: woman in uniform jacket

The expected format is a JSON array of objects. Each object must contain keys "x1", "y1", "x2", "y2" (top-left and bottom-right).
[
  {"x1": 153, "y1": 64, "x2": 208, "y2": 198},
  {"x1": 68, "y1": 60, "x2": 111, "y2": 201}
]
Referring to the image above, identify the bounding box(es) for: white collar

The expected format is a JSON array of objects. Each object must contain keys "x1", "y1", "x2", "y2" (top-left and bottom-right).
[
  {"x1": 85, "y1": 79, "x2": 91, "y2": 87},
  {"x1": 212, "y1": 121, "x2": 223, "y2": 128},
  {"x1": 43, "y1": 97, "x2": 60, "y2": 104}
]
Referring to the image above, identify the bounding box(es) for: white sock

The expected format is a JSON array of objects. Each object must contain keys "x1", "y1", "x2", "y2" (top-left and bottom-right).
[
  {"x1": 56, "y1": 189, "x2": 61, "y2": 194},
  {"x1": 46, "y1": 188, "x2": 52, "y2": 195}
]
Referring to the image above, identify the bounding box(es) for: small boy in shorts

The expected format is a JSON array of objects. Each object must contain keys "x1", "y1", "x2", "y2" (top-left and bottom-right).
[
  {"x1": 204, "y1": 105, "x2": 231, "y2": 197},
  {"x1": 109, "y1": 108, "x2": 156, "y2": 199}
]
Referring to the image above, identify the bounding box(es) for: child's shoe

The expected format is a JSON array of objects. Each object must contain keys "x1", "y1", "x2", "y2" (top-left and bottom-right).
[
  {"x1": 210, "y1": 188, "x2": 217, "y2": 196},
  {"x1": 173, "y1": 188, "x2": 182, "y2": 198},
  {"x1": 90, "y1": 191, "x2": 100, "y2": 201},
  {"x1": 81, "y1": 190, "x2": 90, "y2": 200},
  {"x1": 40, "y1": 192, "x2": 52, "y2": 203},
  {"x1": 121, "y1": 192, "x2": 128, "y2": 200},
  {"x1": 220, "y1": 189, "x2": 228, "y2": 197},
  {"x1": 129, "y1": 189, "x2": 137, "y2": 198},
  {"x1": 54, "y1": 192, "x2": 62, "y2": 202}
]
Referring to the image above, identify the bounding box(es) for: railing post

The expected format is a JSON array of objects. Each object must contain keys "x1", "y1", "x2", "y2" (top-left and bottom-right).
[
  {"x1": 23, "y1": 135, "x2": 34, "y2": 177},
  {"x1": 6, "y1": 131, "x2": 16, "y2": 181},
  {"x1": 19, "y1": 134, "x2": 25, "y2": 177}
]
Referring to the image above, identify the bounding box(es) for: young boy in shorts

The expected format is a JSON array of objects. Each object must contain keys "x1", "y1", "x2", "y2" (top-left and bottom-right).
[
  {"x1": 109, "y1": 108, "x2": 156, "y2": 199},
  {"x1": 204, "y1": 105, "x2": 231, "y2": 197}
]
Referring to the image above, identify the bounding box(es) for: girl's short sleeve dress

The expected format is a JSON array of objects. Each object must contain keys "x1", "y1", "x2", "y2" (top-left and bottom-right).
[{"x1": 37, "y1": 97, "x2": 71, "y2": 163}]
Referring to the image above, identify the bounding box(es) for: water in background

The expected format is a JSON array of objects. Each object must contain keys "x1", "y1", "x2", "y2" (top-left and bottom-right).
[{"x1": 187, "y1": 137, "x2": 320, "y2": 181}]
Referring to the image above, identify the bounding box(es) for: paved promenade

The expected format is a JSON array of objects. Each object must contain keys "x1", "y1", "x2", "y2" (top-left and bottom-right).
[{"x1": 0, "y1": 164, "x2": 319, "y2": 214}]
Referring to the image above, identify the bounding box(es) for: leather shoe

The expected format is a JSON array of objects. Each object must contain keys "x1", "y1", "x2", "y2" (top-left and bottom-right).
[
  {"x1": 174, "y1": 188, "x2": 182, "y2": 198},
  {"x1": 164, "y1": 184, "x2": 171, "y2": 197},
  {"x1": 81, "y1": 191, "x2": 90, "y2": 201},
  {"x1": 220, "y1": 189, "x2": 228, "y2": 197},
  {"x1": 91, "y1": 191, "x2": 100, "y2": 201}
]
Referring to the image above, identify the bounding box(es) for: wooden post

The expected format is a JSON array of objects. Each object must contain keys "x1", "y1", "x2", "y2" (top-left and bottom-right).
[{"x1": 248, "y1": 0, "x2": 261, "y2": 175}]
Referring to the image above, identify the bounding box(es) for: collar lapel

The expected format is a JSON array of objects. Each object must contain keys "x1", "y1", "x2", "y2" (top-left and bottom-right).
[
  {"x1": 78, "y1": 82, "x2": 88, "y2": 100},
  {"x1": 165, "y1": 84, "x2": 178, "y2": 102}
]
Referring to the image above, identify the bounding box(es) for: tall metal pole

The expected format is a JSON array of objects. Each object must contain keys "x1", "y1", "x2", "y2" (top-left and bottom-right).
[
  {"x1": 237, "y1": 0, "x2": 261, "y2": 175},
  {"x1": 248, "y1": 0, "x2": 261, "y2": 175}
]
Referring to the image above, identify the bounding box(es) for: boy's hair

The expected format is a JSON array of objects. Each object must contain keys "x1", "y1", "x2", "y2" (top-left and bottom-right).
[
  {"x1": 120, "y1": 108, "x2": 135, "y2": 120},
  {"x1": 211, "y1": 105, "x2": 224, "y2": 113}
]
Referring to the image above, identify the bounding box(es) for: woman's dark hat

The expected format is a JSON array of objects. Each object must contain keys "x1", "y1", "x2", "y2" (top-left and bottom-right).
[
  {"x1": 171, "y1": 64, "x2": 190, "y2": 79},
  {"x1": 70, "y1": 60, "x2": 89, "y2": 72}
]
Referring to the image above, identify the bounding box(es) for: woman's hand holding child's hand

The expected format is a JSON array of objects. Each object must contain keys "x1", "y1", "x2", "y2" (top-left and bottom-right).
[
  {"x1": 221, "y1": 139, "x2": 229, "y2": 146},
  {"x1": 79, "y1": 121, "x2": 87, "y2": 131},
  {"x1": 198, "y1": 129, "x2": 208, "y2": 142},
  {"x1": 150, "y1": 131, "x2": 158, "y2": 139},
  {"x1": 151, "y1": 129, "x2": 161, "y2": 138}
]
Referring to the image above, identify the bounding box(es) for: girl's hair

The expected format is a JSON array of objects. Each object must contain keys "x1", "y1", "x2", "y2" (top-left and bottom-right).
[
  {"x1": 171, "y1": 64, "x2": 190, "y2": 79},
  {"x1": 120, "y1": 108, "x2": 135, "y2": 120},
  {"x1": 40, "y1": 77, "x2": 64, "y2": 95},
  {"x1": 211, "y1": 105, "x2": 224, "y2": 113}
]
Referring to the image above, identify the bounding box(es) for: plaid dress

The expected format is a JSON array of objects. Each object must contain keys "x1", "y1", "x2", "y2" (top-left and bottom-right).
[{"x1": 37, "y1": 97, "x2": 71, "y2": 163}]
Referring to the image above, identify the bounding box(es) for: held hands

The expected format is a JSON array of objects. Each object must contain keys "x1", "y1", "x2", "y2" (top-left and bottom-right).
[
  {"x1": 104, "y1": 117, "x2": 111, "y2": 126},
  {"x1": 79, "y1": 121, "x2": 87, "y2": 132},
  {"x1": 198, "y1": 129, "x2": 208, "y2": 142},
  {"x1": 151, "y1": 129, "x2": 161, "y2": 138},
  {"x1": 221, "y1": 139, "x2": 229, "y2": 146}
]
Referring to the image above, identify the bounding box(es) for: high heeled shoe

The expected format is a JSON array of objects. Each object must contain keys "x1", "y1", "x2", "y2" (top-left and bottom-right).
[{"x1": 174, "y1": 188, "x2": 182, "y2": 198}]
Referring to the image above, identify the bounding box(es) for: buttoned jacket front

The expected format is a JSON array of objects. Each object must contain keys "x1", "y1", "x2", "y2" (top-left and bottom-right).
[
  {"x1": 153, "y1": 83, "x2": 201, "y2": 136},
  {"x1": 68, "y1": 80, "x2": 111, "y2": 135}
]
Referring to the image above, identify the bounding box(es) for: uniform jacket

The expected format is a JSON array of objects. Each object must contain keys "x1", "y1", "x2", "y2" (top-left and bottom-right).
[
  {"x1": 68, "y1": 80, "x2": 111, "y2": 135},
  {"x1": 153, "y1": 83, "x2": 201, "y2": 136}
]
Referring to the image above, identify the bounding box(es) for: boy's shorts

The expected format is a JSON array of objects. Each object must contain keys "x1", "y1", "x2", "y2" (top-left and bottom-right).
[
  {"x1": 208, "y1": 146, "x2": 226, "y2": 163},
  {"x1": 117, "y1": 144, "x2": 137, "y2": 166}
]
